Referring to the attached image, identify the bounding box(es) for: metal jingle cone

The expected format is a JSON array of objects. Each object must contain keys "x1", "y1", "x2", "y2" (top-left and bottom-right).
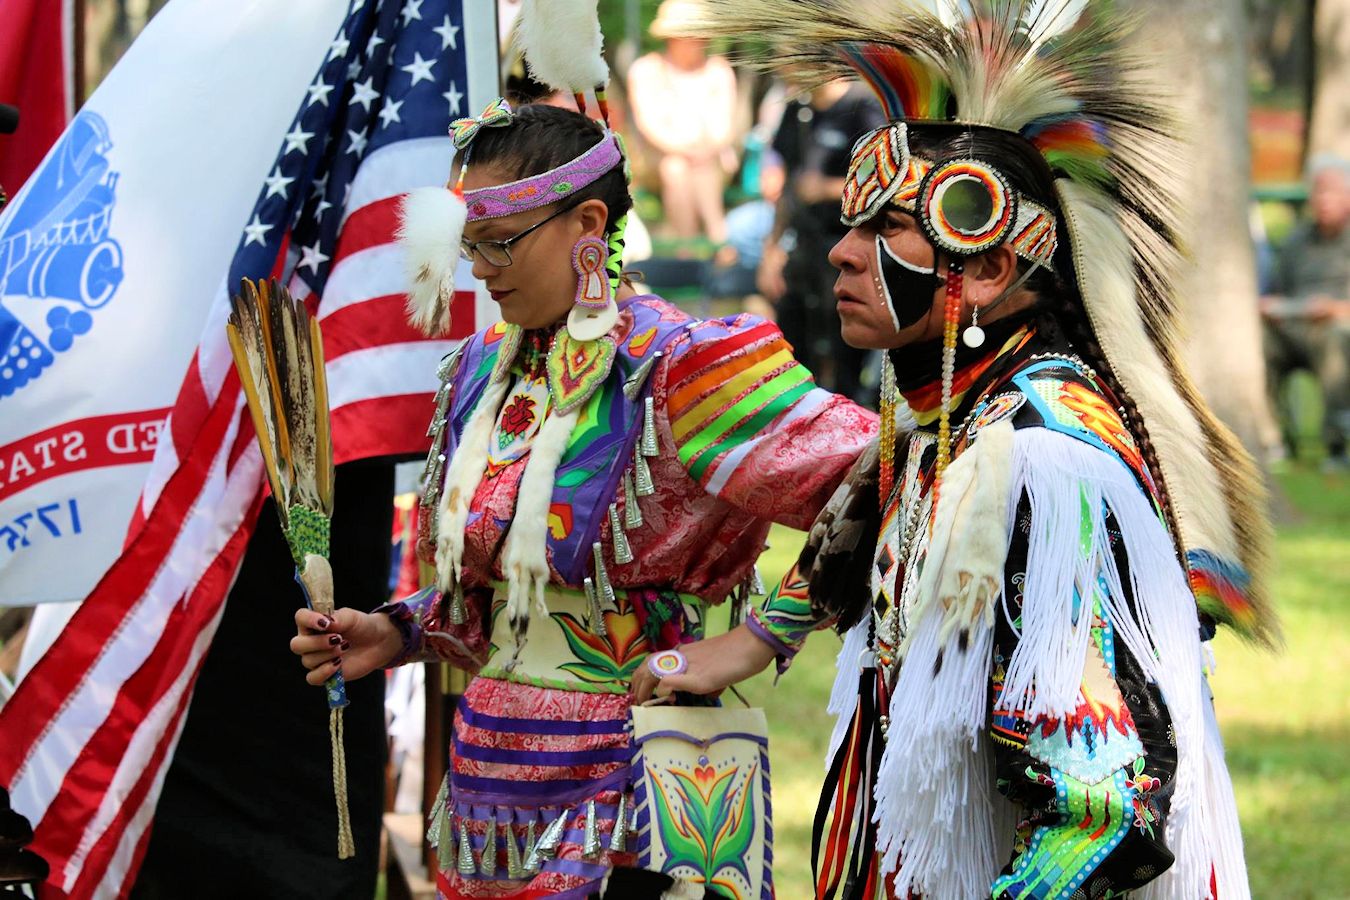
[
  {"x1": 608, "y1": 504, "x2": 634, "y2": 565},
  {"x1": 448, "y1": 581, "x2": 467, "y2": 625},
  {"x1": 622, "y1": 350, "x2": 662, "y2": 401},
  {"x1": 522, "y1": 820, "x2": 539, "y2": 873},
  {"x1": 525, "y1": 809, "x2": 568, "y2": 872},
  {"x1": 729, "y1": 590, "x2": 747, "y2": 628},
  {"x1": 436, "y1": 806, "x2": 455, "y2": 871},
  {"x1": 582, "y1": 799, "x2": 601, "y2": 858},
  {"x1": 591, "y1": 543, "x2": 618, "y2": 611},
  {"x1": 505, "y1": 820, "x2": 525, "y2": 879},
  {"x1": 479, "y1": 820, "x2": 498, "y2": 877},
  {"x1": 584, "y1": 577, "x2": 607, "y2": 637},
  {"x1": 425, "y1": 451, "x2": 446, "y2": 500},
  {"x1": 623, "y1": 472, "x2": 643, "y2": 529},
  {"x1": 640, "y1": 397, "x2": 659, "y2": 457},
  {"x1": 751, "y1": 565, "x2": 766, "y2": 595},
  {"x1": 608, "y1": 793, "x2": 629, "y2": 852},
  {"x1": 634, "y1": 448, "x2": 655, "y2": 496},
  {"x1": 457, "y1": 818, "x2": 477, "y2": 875}
]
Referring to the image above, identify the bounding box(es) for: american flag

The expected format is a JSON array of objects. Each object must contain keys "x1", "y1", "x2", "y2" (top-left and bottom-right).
[{"x1": 0, "y1": 1, "x2": 493, "y2": 895}]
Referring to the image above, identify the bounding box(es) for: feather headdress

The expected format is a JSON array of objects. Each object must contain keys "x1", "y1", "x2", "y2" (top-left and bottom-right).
[{"x1": 677, "y1": 0, "x2": 1273, "y2": 645}]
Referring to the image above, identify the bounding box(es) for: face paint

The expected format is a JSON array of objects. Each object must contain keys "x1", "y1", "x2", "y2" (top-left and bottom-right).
[{"x1": 876, "y1": 234, "x2": 944, "y2": 331}]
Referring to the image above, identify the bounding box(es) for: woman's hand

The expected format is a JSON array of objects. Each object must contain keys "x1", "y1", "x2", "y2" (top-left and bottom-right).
[
  {"x1": 630, "y1": 624, "x2": 779, "y2": 704},
  {"x1": 290, "y1": 607, "x2": 403, "y2": 686}
]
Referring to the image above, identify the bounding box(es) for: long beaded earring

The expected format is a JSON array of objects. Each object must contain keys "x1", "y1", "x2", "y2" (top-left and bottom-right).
[
  {"x1": 566, "y1": 235, "x2": 618, "y2": 341},
  {"x1": 878, "y1": 353, "x2": 898, "y2": 513},
  {"x1": 934, "y1": 258, "x2": 964, "y2": 501}
]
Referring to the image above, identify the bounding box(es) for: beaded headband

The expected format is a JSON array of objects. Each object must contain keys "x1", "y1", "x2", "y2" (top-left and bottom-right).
[
  {"x1": 841, "y1": 123, "x2": 1057, "y2": 270},
  {"x1": 462, "y1": 131, "x2": 625, "y2": 222}
]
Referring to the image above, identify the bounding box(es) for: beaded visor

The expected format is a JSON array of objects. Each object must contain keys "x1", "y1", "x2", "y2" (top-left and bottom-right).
[{"x1": 841, "y1": 123, "x2": 1057, "y2": 269}]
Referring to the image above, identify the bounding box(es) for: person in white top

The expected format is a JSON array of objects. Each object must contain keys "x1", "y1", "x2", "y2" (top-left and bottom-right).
[{"x1": 627, "y1": 0, "x2": 737, "y2": 243}]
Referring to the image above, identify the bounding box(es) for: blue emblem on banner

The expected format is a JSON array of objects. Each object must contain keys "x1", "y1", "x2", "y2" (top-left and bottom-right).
[{"x1": 0, "y1": 111, "x2": 124, "y2": 399}]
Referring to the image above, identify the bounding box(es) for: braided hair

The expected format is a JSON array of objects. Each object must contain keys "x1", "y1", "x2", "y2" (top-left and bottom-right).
[{"x1": 465, "y1": 103, "x2": 632, "y2": 294}]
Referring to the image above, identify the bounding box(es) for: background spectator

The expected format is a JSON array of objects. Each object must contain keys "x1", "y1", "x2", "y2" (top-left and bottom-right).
[
  {"x1": 705, "y1": 151, "x2": 785, "y2": 319},
  {"x1": 626, "y1": 0, "x2": 738, "y2": 243},
  {"x1": 1262, "y1": 153, "x2": 1350, "y2": 467},
  {"x1": 760, "y1": 80, "x2": 885, "y2": 403}
]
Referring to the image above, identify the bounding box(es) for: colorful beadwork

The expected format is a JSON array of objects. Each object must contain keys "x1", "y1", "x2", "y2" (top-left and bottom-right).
[
  {"x1": 646, "y1": 649, "x2": 688, "y2": 678},
  {"x1": 547, "y1": 329, "x2": 617, "y2": 415},
  {"x1": 918, "y1": 159, "x2": 1015, "y2": 256},
  {"x1": 841, "y1": 123, "x2": 909, "y2": 226},
  {"x1": 571, "y1": 237, "x2": 612, "y2": 312},
  {"x1": 463, "y1": 132, "x2": 624, "y2": 222},
  {"x1": 450, "y1": 97, "x2": 514, "y2": 150}
]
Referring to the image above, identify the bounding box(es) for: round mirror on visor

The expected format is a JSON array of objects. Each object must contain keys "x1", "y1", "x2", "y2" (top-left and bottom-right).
[{"x1": 918, "y1": 159, "x2": 1016, "y2": 256}]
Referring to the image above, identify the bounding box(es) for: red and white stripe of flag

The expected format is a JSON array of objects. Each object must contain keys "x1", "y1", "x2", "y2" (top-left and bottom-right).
[{"x1": 0, "y1": 117, "x2": 491, "y2": 900}]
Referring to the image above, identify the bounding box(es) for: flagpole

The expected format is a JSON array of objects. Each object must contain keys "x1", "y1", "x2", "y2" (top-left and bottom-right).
[{"x1": 72, "y1": 0, "x2": 87, "y2": 108}]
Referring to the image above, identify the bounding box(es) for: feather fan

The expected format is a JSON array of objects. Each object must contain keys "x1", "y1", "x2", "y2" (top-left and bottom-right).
[{"x1": 226, "y1": 278, "x2": 354, "y2": 859}]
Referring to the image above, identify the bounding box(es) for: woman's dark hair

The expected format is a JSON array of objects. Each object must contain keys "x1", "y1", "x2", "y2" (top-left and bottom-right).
[
  {"x1": 907, "y1": 124, "x2": 1178, "y2": 523},
  {"x1": 462, "y1": 103, "x2": 633, "y2": 233}
]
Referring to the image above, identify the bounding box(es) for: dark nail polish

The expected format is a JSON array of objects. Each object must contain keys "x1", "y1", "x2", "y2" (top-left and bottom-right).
[
  {"x1": 333, "y1": 657, "x2": 343, "y2": 668},
  {"x1": 329, "y1": 635, "x2": 341, "y2": 645},
  {"x1": 317, "y1": 617, "x2": 331, "y2": 629},
  {"x1": 340, "y1": 641, "x2": 351, "y2": 652}
]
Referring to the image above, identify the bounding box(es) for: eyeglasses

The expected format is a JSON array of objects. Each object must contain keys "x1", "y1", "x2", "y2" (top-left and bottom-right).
[{"x1": 459, "y1": 201, "x2": 576, "y2": 267}]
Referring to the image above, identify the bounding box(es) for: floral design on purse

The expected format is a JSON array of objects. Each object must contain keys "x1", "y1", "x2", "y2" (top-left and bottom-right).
[{"x1": 630, "y1": 706, "x2": 773, "y2": 900}]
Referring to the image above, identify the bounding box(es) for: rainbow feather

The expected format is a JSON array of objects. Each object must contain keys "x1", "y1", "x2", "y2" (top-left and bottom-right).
[{"x1": 838, "y1": 42, "x2": 950, "y2": 121}]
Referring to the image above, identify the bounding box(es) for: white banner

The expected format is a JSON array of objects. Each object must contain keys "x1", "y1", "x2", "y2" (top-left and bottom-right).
[{"x1": 0, "y1": 0, "x2": 352, "y2": 605}]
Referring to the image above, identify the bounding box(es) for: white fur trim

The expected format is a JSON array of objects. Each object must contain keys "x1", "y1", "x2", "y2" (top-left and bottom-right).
[
  {"x1": 515, "y1": 0, "x2": 609, "y2": 93},
  {"x1": 435, "y1": 376, "x2": 510, "y2": 590},
  {"x1": 1009, "y1": 427, "x2": 1239, "y2": 899},
  {"x1": 398, "y1": 186, "x2": 466, "y2": 336},
  {"x1": 824, "y1": 617, "x2": 869, "y2": 766},
  {"x1": 499, "y1": 402, "x2": 581, "y2": 642}
]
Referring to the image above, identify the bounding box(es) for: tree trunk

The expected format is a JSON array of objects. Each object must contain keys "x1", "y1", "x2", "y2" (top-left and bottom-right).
[
  {"x1": 1128, "y1": 0, "x2": 1280, "y2": 458},
  {"x1": 1310, "y1": 0, "x2": 1350, "y2": 160}
]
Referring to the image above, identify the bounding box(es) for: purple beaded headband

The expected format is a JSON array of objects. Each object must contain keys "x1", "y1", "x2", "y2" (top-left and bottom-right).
[{"x1": 463, "y1": 132, "x2": 625, "y2": 222}]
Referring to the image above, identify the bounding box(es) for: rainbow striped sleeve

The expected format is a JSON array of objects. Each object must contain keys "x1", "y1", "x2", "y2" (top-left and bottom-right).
[
  {"x1": 663, "y1": 315, "x2": 818, "y2": 486},
  {"x1": 747, "y1": 562, "x2": 832, "y2": 674}
]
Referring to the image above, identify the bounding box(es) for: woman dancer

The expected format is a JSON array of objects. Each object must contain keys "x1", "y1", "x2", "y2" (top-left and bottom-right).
[
  {"x1": 635, "y1": 2, "x2": 1273, "y2": 897},
  {"x1": 289, "y1": 98, "x2": 874, "y2": 899}
]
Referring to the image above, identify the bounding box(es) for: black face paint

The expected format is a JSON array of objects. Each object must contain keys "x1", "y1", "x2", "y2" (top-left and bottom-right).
[{"x1": 876, "y1": 234, "x2": 944, "y2": 331}]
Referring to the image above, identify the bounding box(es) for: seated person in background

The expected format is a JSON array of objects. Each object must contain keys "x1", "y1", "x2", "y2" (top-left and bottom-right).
[
  {"x1": 1262, "y1": 153, "x2": 1350, "y2": 467},
  {"x1": 705, "y1": 151, "x2": 786, "y2": 319}
]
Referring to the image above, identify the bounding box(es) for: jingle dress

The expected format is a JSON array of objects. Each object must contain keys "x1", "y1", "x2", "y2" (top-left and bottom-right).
[
  {"x1": 753, "y1": 317, "x2": 1248, "y2": 899},
  {"x1": 380, "y1": 294, "x2": 876, "y2": 899}
]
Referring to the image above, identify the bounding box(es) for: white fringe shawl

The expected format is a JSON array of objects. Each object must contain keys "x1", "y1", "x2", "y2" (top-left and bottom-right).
[{"x1": 867, "y1": 424, "x2": 1248, "y2": 899}]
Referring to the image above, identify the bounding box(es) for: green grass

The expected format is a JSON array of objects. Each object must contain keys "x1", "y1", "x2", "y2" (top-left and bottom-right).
[{"x1": 712, "y1": 465, "x2": 1350, "y2": 899}]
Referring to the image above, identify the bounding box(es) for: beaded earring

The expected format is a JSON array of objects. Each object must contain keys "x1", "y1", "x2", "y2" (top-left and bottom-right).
[
  {"x1": 934, "y1": 258, "x2": 964, "y2": 500},
  {"x1": 567, "y1": 235, "x2": 618, "y2": 341},
  {"x1": 962, "y1": 299, "x2": 985, "y2": 348}
]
